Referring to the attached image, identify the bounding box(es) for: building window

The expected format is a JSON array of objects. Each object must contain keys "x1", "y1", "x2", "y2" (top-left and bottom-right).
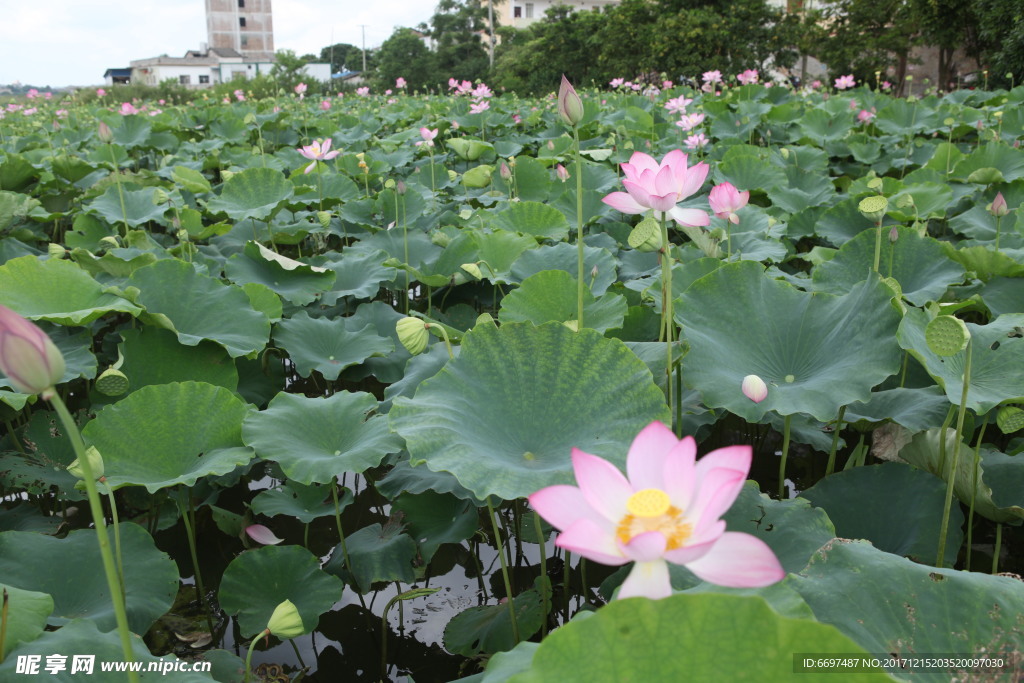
[
  {"x1": 525, "y1": 3, "x2": 534, "y2": 18},
  {"x1": 239, "y1": 17, "x2": 246, "y2": 28},
  {"x1": 238, "y1": 0, "x2": 244, "y2": 6},
  {"x1": 199, "y1": 75, "x2": 210, "y2": 84},
  {"x1": 179, "y1": 75, "x2": 191, "y2": 85},
  {"x1": 513, "y1": 5, "x2": 521, "y2": 17},
  {"x1": 240, "y1": 35, "x2": 249, "y2": 47}
]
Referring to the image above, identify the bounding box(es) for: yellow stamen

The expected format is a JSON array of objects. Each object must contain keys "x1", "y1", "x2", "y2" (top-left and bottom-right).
[
  {"x1": 627, "y1": 488, "x2": 671, "y2": 518},
  {"x1": 617, "y1": 489, "x2": 693, "y2": 550}
]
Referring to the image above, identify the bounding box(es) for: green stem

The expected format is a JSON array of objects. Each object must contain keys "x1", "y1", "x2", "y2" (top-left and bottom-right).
[
  {"x1": 825, "y1": 406, "x2": 846, "y2": 476},
  {"x1": 994, "y1": 214, "x2": 1002, "y2": 251},
  {"x1": 534, "y1": 512, "x2": 548, "y2": 638},
  {"x1": 872, "y1": 220, "x2": 883, "y2": 273},
  {"x1": 487, "y1": 499, "x2": 520, "y2": 643},
  {"x1": 573, "y1": 126, "x2": 585, "y2": 330},
  {"x1": 778, "y1": 414, "x2": 793, "y2": 498},
  {"x1": 992, "y1": 523, "x2": 1002, "y2": 574},
  {"x1": 244, "y1": 630, "x2": 269, "y2": 683},
  {"x1": 49, "y1": 393, "x2": 138, "y2": 682},
  {"x1": 1, "y1": 589, "x2": 8, "y2": 666},
  {"x1": 660, "y1": 215, "x2": 675, "y2": 431},
  {"x1": 966, "y1": 418, "x2": 989, "y2": 572},
  {"x1": 105, "y1": 487, "x2": 127, "y2": 601},
  {"x1": 937, "y1": 405, "x2": 957, "y2": 475},
  {"x1": 176, "y1": 493, "x2": 216, "y2": 637},
  {"x1": 108, "y1": 144, "x2": 130, "y2": 238},
  {"x1": 563, "y1": 550, "x2": 571, "y2": 622},
  {"x1": 936, "y1": 338, "x2": 972, "y2": 568}
]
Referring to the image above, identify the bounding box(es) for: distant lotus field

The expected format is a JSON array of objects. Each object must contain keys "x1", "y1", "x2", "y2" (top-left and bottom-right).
[{"x1": 0, "y1": 76, "x2": 1022, "y2": 681}]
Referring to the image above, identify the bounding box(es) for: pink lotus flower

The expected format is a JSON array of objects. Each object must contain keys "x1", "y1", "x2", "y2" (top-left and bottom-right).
[
  {"x1": 96, "y1": 88, "x2": 106, "y2": 97},
  {"x1": 472, "y1": 83, "x2": 493, "y2": 99},
  {"x1": 664, "y1": 96, "x2": 693, "y2": 114},
  {"x1": 702, "y1": 70, "x2": 723, "y2": 85},
  {"x1": 356, "y1": 87, "x2": 370, "y2": 96},
  {"x1": 297, "y1": 138, "x2": 340, "y2": 174},
  {"x1": 881, "y1": 81, "x2": 892, "y2": 91},
  {"x1": 529, "y1": 421, "x2": 785, "y2": 600},
  {"x1": 0, "y1": 304, "x2": 66, "y2": 396},
  {"x1": 295, "y1": 82, "x2": 307, "y2": 95},
  {"x1": 684, "y1": 133, "x2": 709, "y2": 150},
  {"x1": 989, "y1": 191, "x2": 1008, "y2": 217},
  {"x1": 234, "y1": 89, "x2": 246, "y2": 101},
  {"x1": 810, "y1": 80, "x2": 822, "y2": 90},
  {"x1": 602, "y1": 150, "x2": 710, "y2": 227},
  {"x1": 834, "y1": 74, "x2": 856, "y2": 90},
  {"x1": 609, "y1": 78, "x2": 625, "y2": 88},
  {"x1": 119, "y1": 102, "x2": 138, "y2": 115},
  {"x1": 675, "y1": 112, "x2": 705, "y2": 131},
  {"x1": 556, "y1": 164, "x2": 569, "y2": 182},
  {"x1": 320, "y1": 100, "x2": 331, "y2": 111},
  {"x1": 395, "y1": 77, "x2": 407, "y2": 88},
  {"x1": 415, "y1": 127, "x2": 438, "y2": 147},
  {"x1": 709, "y1": 182, "x2": 749, "y2": 225},
  {"x1": 736, "y1": 69, "x2": 759, "y2": 85},
  {"x1": 469, "y1": 100, "x2": 490, "y2": 114},
  {"x1": 662, "y1": 80, "x2": 674, "y2": 89},
  {"x1": 741, "y1": 375, "x2": 768, "y2": 403},
  {"x1": 857, "y1": 109, "x2": 875, "y2": 123}
]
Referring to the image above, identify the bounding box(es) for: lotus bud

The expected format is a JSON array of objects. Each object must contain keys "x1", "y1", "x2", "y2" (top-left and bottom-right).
[
  {"x1": 95, "y1": 368, "x2": 129, "y2": 396},
  {"x1": 396, "y1": 317, "x2": 429, "y2": 355},
  {"x1": 741, "y1": 374, "x2": 768, "y2": 403},
  {"x1": 176, "y1": 228, "x2": 189, "y2": 242},
  {"x1": 396, "y1": 179, "x2": 406, "y2": 195},
  {"x1": 317, "y1": 211, "x2": 332, "y2": 228},
  {"x1": 556, "y1": 164, "x2": 569, "y2": 182},
  {"x1": 0, "y1": 305, "x2": 66, "y2": 396},
  {"x1": 266, "y1": 599, "x2": 304, "y2": 639},
  {"x1": 68, "y1": 446, "x2": 104, "y2": 480},
  {"x1": 857, "y1": 195, "x2": 888, "y2": 223},
  {"x1": 47, "y1": 243, "x2": 66, "y2": 259},
  {"x1": 558, "y1": 75, "x2": 584, "y2": 127},
  {"x1": 499, "y1": 161, "x2": 511, "y2": 181},
  {"x1": 590, "y1": 265, "x2": 599, "y2": 280},
  {"x1": 988, "y1": 192, "x2": 1008, "y2": 217},
  {"x1": 888, "y1": 225, "x2": 899, "y2": 242},
  {"x1": 97, "y1": 121, "x2": 114, "y2": 143},
  {"x1": 461, "y1": 263, "x2": 483, "y2": 280}
]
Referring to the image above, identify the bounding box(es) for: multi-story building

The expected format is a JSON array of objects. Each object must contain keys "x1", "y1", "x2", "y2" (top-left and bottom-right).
[
  {"x1": 489, "y1": 0, "x2": 619, "y2": 30},
  {"x1": 206, "y1": 0, "x2": 275, "y2": 63}
]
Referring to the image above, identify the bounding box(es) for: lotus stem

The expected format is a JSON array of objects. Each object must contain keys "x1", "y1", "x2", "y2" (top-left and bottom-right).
[
  {"x1": 487, "y1": 499, "x2": 520, "y2": 643},
  {"x1": 105, "y1": 487, "x2": 127, "y2": 601},
  {"x1": 937, "y1": 405, "x2": 957, "y2": 475},
  {"x1": 1, "y1": 588, "x2": 8, "y2": 665},
  {"x1": 966, "y1": 417, "x2": 989, "y2": 571},
  {"x1": 660, "y1": 215, "x2": 676, "y2": 432},
  {"x1": 825, "y1": 406, "x2": 846, "y2": 476},
  {"x1": 778, "y1": 414, "x2": 793, "y2": 498},
  {"x1": 994, "y1": 214, "x2": 1002, "y2": 251},
  {"x1": 331, "y1": 478, "x2": 359, "y2": 597},
  {"x1": 176, "y1": 492, "x2": 216, "y2": 636},
  {"x1": 108, "y1": 144, "x2": 130, "y2": 238},
  {"x1": 573, "y1": 126, "x2": 585, "y2": 331},
  {"x1": 49, "y1": 393, "x2": 139, "y2": 682},
  {"x1": 992, "y1": 523, "x2": 1002, "y2": 574},
  {"x1": 872, "y1": 219, "x2": 883, "y2": 273},
  {"x1": 244, "y1": 630, "x2": 269, "y2": 683},
  {"x1": 936, "y1": 338, "x2": 972, "y2": 568},
  {"x1": 534, "y1": 511, "x2": 548, "y2": 638},
  {"x1": 563, "y1": 550, "x2": 571, "y2": 622}
]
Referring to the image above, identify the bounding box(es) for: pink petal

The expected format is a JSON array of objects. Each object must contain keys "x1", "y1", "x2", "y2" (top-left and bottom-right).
[
  {"x1": 677, "y1": 162, "x2": 710, "y2": 199},
  {"x1": 572, "y1": 448, "x2": 632, "y2": 522},
  {"x1": 320, "y1": 138, "x2": 332, "y2": 154},
  {"x1": 626, "y1": 151, "x2": 659, "y2": 175},
  {"x1": 683, "y1": 532, "x2": 785, "y2": 587},
  {"x1": 622, "y1": 179, "x2": 655, "y2": 210},
  {"x1": 304, "y1": 161, "x2": 316, "y2": 174},
  {"x1": 620, "y1": 530, "x2": 667, "y2": 562},
  {"x1": 662, "y1": 436, "x2": 697, "y2": 509},
  {"x1": 689, "y1": 469, "x2": 746, "y2": 534},
  {"x1": 662, "y1": 521, "x2": 725, "y2": 564},
  {"x1": 555, "y1": 518, "x2": 628, "y2": 565},
  {"x1": 662, "y1": 149, "x2": 687, "y2": 170},
  {"x1": 529, "y1": 485, "x2": 609, "y2": 533},
  {"x1": 322, "y1": 151, "x2": 340, "y2": 161},
  {"x1": 246, "y1": 524, "x2": 283, "y2": 545},
  {"x1": 653, "y1": 165, "x2": 676, "y2": 197},
  {"x1": 695, "y1": 445, "x2": 752, "y2": 480},
  {"x1": 626, "y1": 421, "x2": 678, "y2": 491},
  {"x1": 618, "y1": 560, "x2": 672, "y2": 599},
  {"x1": 668, "y1": 207, "x2": 710, "y2": 227},
  {"x1": 602, "y1": 191, "x2": 647, "y2": 215}
]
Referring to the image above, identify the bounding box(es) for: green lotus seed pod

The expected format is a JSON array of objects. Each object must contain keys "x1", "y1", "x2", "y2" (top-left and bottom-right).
[
  {"x1": 47, "y1": 243, "x2": 66, "y2": 259},
  {"x1": 396, "y1": 317, "x2": 429, "y2": 355},
  {"x1": 384, "y1": 179, "x2": 396, "y2": 190},
  {"x1": 243, "y1": 113, "x2": 257, "y2": 125},
  {"x1": 461, "y1": 263, "x2": 483, "y2": 280},
  {"x1": 317, "y1": 211, "x2": 332, "y2": 228},
  {"x1": 628, "y1": 216, "x2": 663, "y2": 253},
  {"x1": 152, "y1": 188, "x2": 169, "y2": 204},
  {"x1": 866, "y1": 177, "x2": 884, "y2": 191},
  {"x1": 68, "y1": 446, "x2": 104, "y2": 480},
  {"x1": 266, "y1": 599, "x2": 304, "y2": 639},
  {"x1": 96, "y1": 368, "x2": 130, "y2": 396},
  {"x1": 996, "y1": 406, "x2": 1024, "y2": 434},
  {"x1": 857, "y1": 195, "x2": 888, "y2": 222},
  {"x1": 447, "y1": 169, "x2": 459, "y2": 183},
  {"x1": 925, "y1": 315, "x2": 970, "y2": 356}
]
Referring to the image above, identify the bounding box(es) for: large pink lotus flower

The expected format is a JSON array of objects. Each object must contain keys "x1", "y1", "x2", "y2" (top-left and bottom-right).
[
  {"x1": 0, "y1": 304, "x2": 66, "y2": 396},
  {"x1": 684, "y1": 133, "x2": 709, "y2": 150},
  {"x1": 702, "y1": 70, "x2": 723, "y2": 85},
  {"x1": 415, "y1": 127, "x2": 438, "y2": 148},
  {"x1": 395, "y1": 77, "x2": 407, "y2": 89},
  {"x1": 119, "y1": 102, "x2": 138, "y2": 115},
  {"x1": 736, "y1": 69, "x2": 759, "y2": 85},
  {"x1": 529, "y1": 422, "x2": 784, "y2": 599},
  {"x1": 708, "y1": 182, "x2": 750, "y2": 224},
  {"x1": 834, "y1": 74, "x2": 856, "y2": 90},
  {"x1": 297, "y1": 138, "x2": 340, "y2": 174},
  {"x1": 664, "y1": 96, "x2": 692, "y2": 114},
  {"x1": 469, "y1": 100, "x2": 490, "y2": 114},
  {"x1": 602, "y1": 150, "x2": 710, "y2": 227}
]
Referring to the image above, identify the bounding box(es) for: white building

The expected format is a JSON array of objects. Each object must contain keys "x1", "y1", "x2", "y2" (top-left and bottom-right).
[
  {"x1": 491, "y1": 0, "x2": 619, "y2": 29},
  {"x1": 130, "y1": 47, "x2": 275, "y2": 88}
]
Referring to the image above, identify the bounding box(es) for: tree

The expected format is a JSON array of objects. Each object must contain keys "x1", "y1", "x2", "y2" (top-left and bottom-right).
[
  {"x1": 428, "y1": 0, "x2": 491, "y2": 83},
  {"x1": 808, "y1": 0, "x2": 918, "y2": 87},
  {"x1": 269, "y1": 49, "x2": 309, "y2": 91},
  {"x1": 375, "y1": 29, "x2": 438, "y2": 92},
  {"x1": 318, "y1": 43, "x2": 372, "y2": 74},
  {"x1": 973, "y1": 0, "x2": 1024, "y2": 89}
]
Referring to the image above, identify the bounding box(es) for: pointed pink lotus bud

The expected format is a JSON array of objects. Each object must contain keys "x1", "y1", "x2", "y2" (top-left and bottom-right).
[
  {"x1": 556, "y1": 164, "x2": 569, "y2": 182},
  {"x1": 558, "y1": 75, "x2": 584, "y2": 127},
  {"x1": 741, "y1": 375, "x2": 768, "y2": 403},
  {"x1": 0, "y1": 305, "x2": 66, "y2": 395},
  {"x1": 709, "y1": 182, "x2": 750, "y2": 225},
  {"x1": 97, "y1": 121, "x2": 113, "y2": 143},
  {"x1": 989, "y1": 192, "x2": 1008, "y2": 217},
  {"x1": 245, "y1": 524, "x2": 283, "y2": 545},
  {"x1": 500, "y1": 160, "x2": 511, "y2": 180}
]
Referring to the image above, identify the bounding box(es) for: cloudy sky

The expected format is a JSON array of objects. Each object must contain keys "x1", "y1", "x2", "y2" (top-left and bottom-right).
[{"x1": 0, "y1": 0, "x2": 438, "y2": 87}]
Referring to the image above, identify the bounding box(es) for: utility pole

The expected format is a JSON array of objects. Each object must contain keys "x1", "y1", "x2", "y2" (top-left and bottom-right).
[
  {"x1": 487, "y1": 0, "x2": 495, "y2": 69},
  {"x1": 360, "y1": 25, "x2": 367, "y2": 73}
]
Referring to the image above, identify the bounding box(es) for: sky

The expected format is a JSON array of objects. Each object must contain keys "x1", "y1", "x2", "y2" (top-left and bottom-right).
[{"x1": 0, "y1": 0, "x2": 438, "y2": 88}]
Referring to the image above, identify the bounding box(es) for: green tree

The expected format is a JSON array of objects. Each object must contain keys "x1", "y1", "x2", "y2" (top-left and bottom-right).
[
  {"x1": 375, "y1": 28, "x2": 438, "y2": 92},
  {"x1": 808, "y1": 0, "x2": 918, "y2": 87},
  {"x1": 973, "y1": 0, "x2": 1024, "y2": 89},
  {"x1": 319, "y1": 43, "x2": 372, "y2": 74},
  {"x1": 428, "y1": 0, "x2": 491, "y2": 83},
  {"x1": 269, "y1": 49, "x2": 310, "y2": 91}
]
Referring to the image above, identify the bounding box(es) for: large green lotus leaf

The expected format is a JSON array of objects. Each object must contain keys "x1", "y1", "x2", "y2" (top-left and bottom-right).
[
  {"x1": 765, "y1": 165, "x2": 835, "y2": 214},
  {"x1": 498, "y1": 270, "x2": 627, "y2": 333},
  {"x1": 888, "y1": 182, "x2": 954, "y2": 220},
  {"x1": 790, "y1": 539, "x2": 1024, "y2": 674},
  {"x1": 0, "y1": 525, "x2": 178, "y2": 634},
  {"x1": 224, "y1": 241, "x2": 335, "y2": 305},
  {"x1": 0, "y1": 190, "x2": 40, "y2": 232},
  {"x1": 676, "y1": 261, "x2": 902, "y2": 422},
  {"x1": 898, "y1": 427, "x2": 1024, "y2": 524},
  {"x1": 389, "y1": 323, "x2": 670, "y2": 501},
  {"x1": 316, "y1": 249, "x2": 397, "y2": 303},
  {"x1": 110, "y1": 114, "x2": 152, "y2": 147},
  {"x1": 712, "y1": 154, "x2": 786, "y2": 193},
  {"x1": 843, "y1": 387, "x2": 951, "y2": 431},
  {"x1": 86, "y1": 186, "x2": 167, "y2": 228},
  {"x1": 444, "y1": 582, "x2": 549, "y2": 657},
  {"x1": 507, "y1": 594, "x2": 884, "y2": 683},
  {"x1": 948, "y1": 245, "x2": 1024, "y2": 283},
  {"x1": 250, "y1": 481, "x2": 344, "y2": 523},
  {"x1": 0, "y1": 619, "x2": 218, "y2": 682},
  {"x1": 0, "y1": 504, "x2": 62, "y2": 533},
  {"x1": 273, "y1": 312, "x2": 394, "y2": 381},
  {"x1": 952, "y1": 143, "x2": 1024, "y2": 183},
  {"x1": 82, "y1": 381, "x2": 253, "y2": 492},
  {"x1": 118, "y1": 326, "x2": 239, "y2": 393},
  {"x1": 324, "y1": 523, "x2": 418, "y2": 593},
  {"x1": 811, "y1": 226, "x2": 965, "y2": 306},
  {"x1": 491, "y1": 201, "x2": 570, "y2": 241},
  {"x1": 219, "y1": 545, "x2": 344, "y2": 638},
  {"x1": 0, "y1": 410, "x2": 81, "y2": 499},
  {"x1": 337, "y1": 301, "x2": 412, "y2": 384},
  {"x1": 242, "y1": 391, "x2": 401, "y2": 484},
  {"x1": 801, "y1": 463, "x2": 963, "y2": 565},
  {"x1": 392, "y1": 490, "x2": 480, "y2": 562},
  {"x1": 897, "y1": 309, "x2": 1024, "y2": 413},
  {"x1": 375, "y1": 457, "x2": 484, "y2": 504},
  {"x1": 477, "y1": 642, "x2": 540, "y2": 683},
  {"x1": 0, "y1": 256, "x2": 140, "y2": 324},
  {"x1": 980, "y1": 277, "x2": 1024, "y2": 317},
  {"x1": 432, "y1": 230, "x2": 536, "y2": 281},
  {"x1": 814, "y1": 197, "x2": 881, "y2": 246},
  {"x1": 507, "y1": 242, "x2": 618, "y2": 295},
  {"x1": 128, "y1": 259, "x2": 270, "y2": 358},
  {"x1": 206, "y1": 167, "x2": 294, "y2": 221},
  {"x1": 0, "y1": 583, "x2": 53, "y2": 659}
]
